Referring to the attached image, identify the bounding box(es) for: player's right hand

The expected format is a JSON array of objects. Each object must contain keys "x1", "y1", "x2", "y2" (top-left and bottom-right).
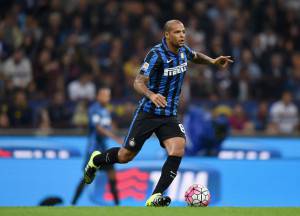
[{"x1": 149, "y1": 93, "x2": 167, "y2": 108}]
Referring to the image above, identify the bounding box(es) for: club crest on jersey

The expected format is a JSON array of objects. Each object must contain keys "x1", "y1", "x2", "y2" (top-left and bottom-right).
[
  {"x1": 141, "y1": 62, "x2": 149, "y2": 71},
  {"x1": 164, "y1": 62, "x2": 187, "y2": 76},
  {"x1": 180, "y1": 52, "x2": 184, "y2": 59}
]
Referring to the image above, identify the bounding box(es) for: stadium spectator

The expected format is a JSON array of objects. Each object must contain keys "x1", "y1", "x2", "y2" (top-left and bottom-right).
[
  {"x1": 48, "y1": 91, "x2": 72, "y2": 128},
  {"x1": 229, "y1": 104, "x2": 254, "y2": 134},
  {"x1": 269, "y1": 91, "x2": 299, "y2": 134},
  {"x1": 285, "y1": 53, "x2": 300, "y2": 101},
  {"x1": 61, "y1": 52, "x2": 81, "y2": 84},
  {"x1": 0, "y1": 24, "x2": 10, "y2": 60},
  {"x1": 0, "y1": 104, "x2": 9, "y2": 128},
  {"x1": 2, "y1": 48, "x2": 32, "y2": 89},
  {"x1": 33, "y1": 48, "x2": 60, "y2": 95},
  {"x1": 253, "y1": 101, "x2": 272, "y2": 133},
  {"x1": 35, "y1": 108, "x2": 52, "y2": 135},
  {"x1": 123, "y1": 56, "x2": 140, "y2": 97},
  {"x1": 68, "y1": 72, "x2": 96, "y2": 102},
  {"x1": 260, "y1": 53, "x2": 287, "y2": 100},
  {"x1": 233, "y1": 49, "x2": 261, "y2": 80},
  {"x1": 230, "y1": 67, "x2": 251, "y2": 102},
  {"x1": 71, "y1": 101, "x2": 88, "y2": 128},
  {"x1": 7, "y1": 90, "x2": 32, "y2": 128}
]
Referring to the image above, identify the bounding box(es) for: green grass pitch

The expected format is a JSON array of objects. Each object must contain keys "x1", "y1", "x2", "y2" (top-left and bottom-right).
[{"x1": 0, "y1": 207, "x2": 299, "y2": 216}]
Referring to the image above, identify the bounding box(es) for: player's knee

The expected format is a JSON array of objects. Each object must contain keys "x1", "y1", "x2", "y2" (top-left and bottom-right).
[
  {"x1": 118, "y1": 148, "x2": 136, "y2": 163},
  {"x1": 167, "y1": 145, "x2": 185, "y2": 156},
  {"x1": 169, "y1": 147, "x2": 185, "y2": 157},
  {"x1": 165, "y1": 137, "x2": 186, "y2": 157},
  {"x1": 118, "y1": 153, "x2": 134, "y2": 163}
]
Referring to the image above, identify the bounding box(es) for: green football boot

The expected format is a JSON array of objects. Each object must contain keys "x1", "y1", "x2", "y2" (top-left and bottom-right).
[
  {"x1": 145, "y1": 193, "x2": 171, "y2": 207},
  {"x1": 84, "y1": 151, "x2": 101, "y2": 184}
]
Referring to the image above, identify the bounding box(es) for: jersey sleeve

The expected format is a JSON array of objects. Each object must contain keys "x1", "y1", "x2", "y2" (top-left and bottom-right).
[
  {"x1": 184, "y1": 45, "x2": 196, "y2": 61},
  {"x1": 139, "y1": 50, "x2": 160, "y2": 77}
]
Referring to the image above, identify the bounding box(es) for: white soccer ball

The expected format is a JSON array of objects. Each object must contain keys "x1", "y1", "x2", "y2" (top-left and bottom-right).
[{"x1": 184, "y1": 184, "x2": 211, "y2": 207}]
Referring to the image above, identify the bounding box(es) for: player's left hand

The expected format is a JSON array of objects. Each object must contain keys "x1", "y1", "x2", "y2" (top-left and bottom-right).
[{"x1": 213, "y1": 56, "x2": 233, "y2": 68}]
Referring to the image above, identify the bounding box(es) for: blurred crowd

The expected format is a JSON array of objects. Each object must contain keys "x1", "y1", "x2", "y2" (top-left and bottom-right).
[{"x1": 0, "y1": 0, "x2": 299, "y2": 134}]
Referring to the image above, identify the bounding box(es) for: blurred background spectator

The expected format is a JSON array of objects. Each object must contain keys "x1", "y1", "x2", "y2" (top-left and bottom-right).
[
  {"x1": 0, "y1": 0, "x2": 299, "y2": 135},
  {"x1": 184, "y1": 106, "x2": 230, "y2": 156},
  {"x1": 7, "y1": 90, "x2": 32, "y2": 128},
  {"x1": 229, "y1": 104, "x2": 254, "y2": 135},
  {"x1": 269, "y1": 91, "x2": 299, "y2": 134},
  {"x1": 67, "y1": 72, "x2": 96, "y2": 102},
  {"x1": 2, "y1": 48, "x2": 32, "y2": 89}
]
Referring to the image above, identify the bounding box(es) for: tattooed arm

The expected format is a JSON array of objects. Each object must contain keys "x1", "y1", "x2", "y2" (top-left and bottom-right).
[
  {"x1": 191, "y1": 52, "x2": 233, "y2": 68},
  {"x1": 133, "y1": 74, "x2": 167, "y2": 108},
  {"x1": 133, "y1": 74, "x2": 152, "y2": 98}
]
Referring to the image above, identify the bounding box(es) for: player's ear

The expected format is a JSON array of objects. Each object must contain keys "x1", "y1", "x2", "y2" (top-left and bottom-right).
[{"x1": 165, "y1": 31, "x2": 169, "y2": 39}]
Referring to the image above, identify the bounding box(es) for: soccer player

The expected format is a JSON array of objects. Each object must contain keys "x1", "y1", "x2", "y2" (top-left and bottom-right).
[
  {"x1": 71, "y1": 86, "x2": 123, "y2": 205},
  {"x1": 84, "y1": 20, "x2": 233, "y2": 206}
]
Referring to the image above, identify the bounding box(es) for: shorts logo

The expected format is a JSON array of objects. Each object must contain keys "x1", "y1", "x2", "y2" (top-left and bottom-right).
[
  {"x1": 129, "y1": 138, "x2": 136, "y2": 147},
  {"x1": 141, "y1": 62, "x2": 149, "y2": 71}
]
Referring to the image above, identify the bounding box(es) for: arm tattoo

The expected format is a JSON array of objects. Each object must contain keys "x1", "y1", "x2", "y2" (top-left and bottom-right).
[
  {"x1": 133, "y1": 74, "x2": 153, "y2": 98},
  {"x1": 191, "y1": 52, "x2": 215, "y2": 65}
]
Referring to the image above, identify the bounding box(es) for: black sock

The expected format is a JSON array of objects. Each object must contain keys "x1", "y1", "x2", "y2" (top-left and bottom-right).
[
  {"x1": 71, "y1": 179, "x2": 85, "y2": 205},
  {"x1": 153, "y1": 156, "x2": 182, "y2": 195},
  {"x1": 93, "y1": 147, "x2": 120, "y2": 167},
  {"x1": 108, "y1": 179, "x2": 119, "y2": 205}
]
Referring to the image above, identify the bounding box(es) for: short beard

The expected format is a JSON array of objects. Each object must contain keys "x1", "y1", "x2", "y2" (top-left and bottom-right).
[{"x1": 171, "y1": 41, "x2": 183, "y2": 48}]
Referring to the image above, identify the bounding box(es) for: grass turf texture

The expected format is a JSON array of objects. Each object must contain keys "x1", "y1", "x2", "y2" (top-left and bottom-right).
[{"x1": 0, "y1": 207, "x2": 299, "y2": 216}]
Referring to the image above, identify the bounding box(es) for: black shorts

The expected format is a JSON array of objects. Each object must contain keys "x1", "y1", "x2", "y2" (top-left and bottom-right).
[{"x1": 123, "y1": 111, "x2": 186, "y2": 152}]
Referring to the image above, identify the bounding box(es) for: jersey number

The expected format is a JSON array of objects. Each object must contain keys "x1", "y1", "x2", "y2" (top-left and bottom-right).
[{"x1": 178, "y1": 124, "x2": 185, "y2": 134}]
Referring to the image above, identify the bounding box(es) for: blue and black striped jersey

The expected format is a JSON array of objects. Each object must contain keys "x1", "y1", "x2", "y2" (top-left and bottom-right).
[
  {"x1": 138, "y1": 37, "x2": 196, "y2": 116},
  {"x1": 88, "y1": 102, "x2": 112, "y2": 151}
]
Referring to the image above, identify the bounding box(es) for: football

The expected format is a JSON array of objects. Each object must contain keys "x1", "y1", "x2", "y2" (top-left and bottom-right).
[{"x1": 184, "y1": 184, "x2": 211, "y2": 207}]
